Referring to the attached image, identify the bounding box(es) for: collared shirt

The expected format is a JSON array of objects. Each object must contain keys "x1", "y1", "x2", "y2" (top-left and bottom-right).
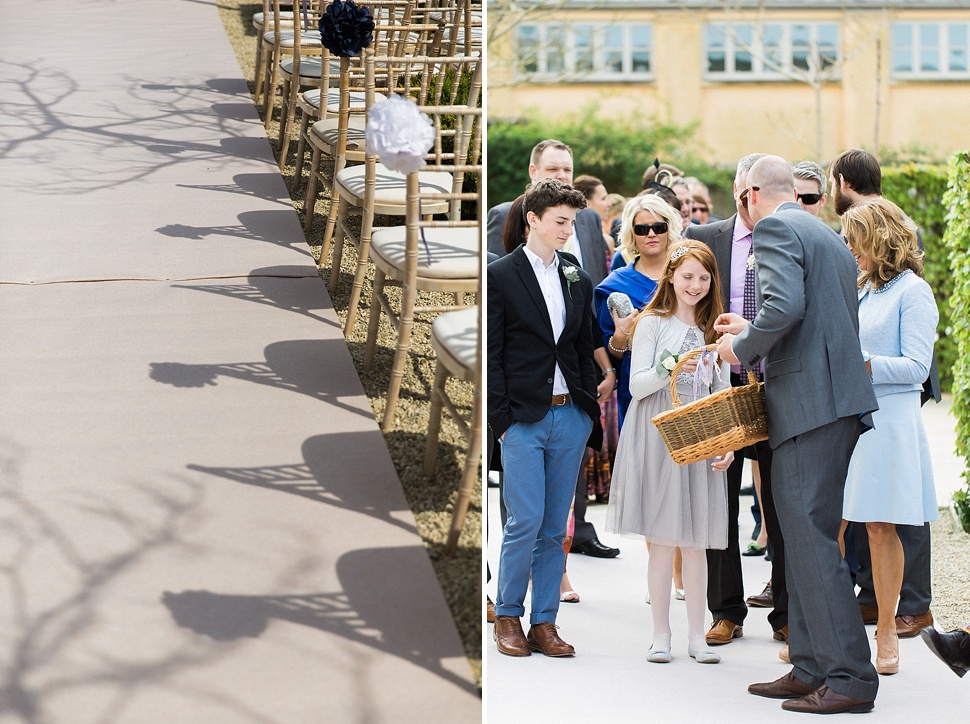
[
  {"x1": 523, "y1": 245, "x2": 569, "y2": 395},
  {"x1": 730, "y1": 216, "x2": 754, "y2": 375},
  {"x1": 561, "y1": 227, "x2": 584, "y2": 268}
]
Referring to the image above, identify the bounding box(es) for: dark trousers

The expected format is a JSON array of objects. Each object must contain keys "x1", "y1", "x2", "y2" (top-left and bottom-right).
[
  {"x1": 707, "y1": 373, "x2": 788, "y2": 631},
  {"x1": 854, "y1": 521, "x2": 932, "y2": 615},
  {"x1": 774, "y1": 417, "x2": 878, "y2": 701}
]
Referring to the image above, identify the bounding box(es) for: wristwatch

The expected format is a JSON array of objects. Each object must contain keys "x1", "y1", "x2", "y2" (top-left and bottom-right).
[{"x1": 602, "y1": 367, "x2": 616, "y2": 378}]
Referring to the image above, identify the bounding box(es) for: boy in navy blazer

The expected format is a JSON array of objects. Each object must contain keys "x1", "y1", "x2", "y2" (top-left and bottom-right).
[{"x1": 488, "y1": 179, "x2": 600, "y2": 657}]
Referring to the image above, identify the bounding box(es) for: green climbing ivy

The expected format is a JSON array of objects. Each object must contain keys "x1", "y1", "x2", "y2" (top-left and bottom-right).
[{"x1": 942, "y1": 151, "x2": 970, "y2": 531}]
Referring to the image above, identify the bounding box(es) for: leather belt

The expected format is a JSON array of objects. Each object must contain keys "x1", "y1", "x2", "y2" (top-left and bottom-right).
[{"x1": 551, "y1": 394, "x2": 571, "y2": 406}]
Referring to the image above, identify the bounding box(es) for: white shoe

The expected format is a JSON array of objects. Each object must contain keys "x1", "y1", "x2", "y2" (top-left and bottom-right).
[
  {"x1": 648, "y1": 648, "x2": 672, "y2": 663},
  {"x1": 645, "y1": 593, "x2": 651, "y2": 604},
  {"x1": 674, "y1": 588, "x2": 686, "y2": 601},
  {"x1": 688, "y1": 646, "x2": 721, "y2": 664}
]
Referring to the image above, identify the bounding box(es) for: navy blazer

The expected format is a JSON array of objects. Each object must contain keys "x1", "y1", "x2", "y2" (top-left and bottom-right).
[{"x1": 487, "y1": 246, "x2": 600, "y2": 440}]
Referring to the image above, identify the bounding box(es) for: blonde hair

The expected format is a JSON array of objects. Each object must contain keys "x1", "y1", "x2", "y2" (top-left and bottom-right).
[
  {"x1": 841, "y1": 198, "x2": 923, "y2": 289},
  {"x1": 618, "y1": 194, "x2": 682, "y2": 262},
  {"x1": 631, "y1": 241, "x2": 724, "y2": 346}
]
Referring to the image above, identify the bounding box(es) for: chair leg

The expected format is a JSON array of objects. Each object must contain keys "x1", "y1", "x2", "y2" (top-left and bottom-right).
[
  {"x1": 344, "y1": 208, "x2": 375, "y2": 336},
  {"x1": 278, "y1": 78, "x2": 298, "y2": 170},
  {"x1": 304, "y1": 146, "x2": 322, "y2": 236},
  {"x1": 380, "y1": 282, "x2": 416, "y2": 431},
  {"x1": 445, "y1": 405, "x2": 483, "y2": 556},
  {"x1": 294, "y1": 112, "x2": 312, "y2": 181},
  {"x1": 422, "y1": 360, "x2": 448, "y2": 475},
  {"x1": 263, "y1": 58, "x2": 280, "y2": 129},
  {"x1": 329, "y1": 198, "x2": 349, "y2": 293},
  {"x1": 363, "y1": 269, "x2": 385, "y2": 372},
  {"x1": 254, "y1": 36, "x2": 266, "y2": 105}
]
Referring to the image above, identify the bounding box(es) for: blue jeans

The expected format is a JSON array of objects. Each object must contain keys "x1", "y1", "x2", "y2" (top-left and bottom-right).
[{"x1": 495, "y1": 401, "x2": 592, "y2": 625}]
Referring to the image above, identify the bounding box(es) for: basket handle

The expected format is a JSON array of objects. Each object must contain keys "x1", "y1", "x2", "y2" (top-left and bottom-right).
[
  {"x1": 668, "y1": 345, "x2": 760, "y2": 407},
  {"x1": 668, "y1": 344, "x2": 714, "y2": 408}
]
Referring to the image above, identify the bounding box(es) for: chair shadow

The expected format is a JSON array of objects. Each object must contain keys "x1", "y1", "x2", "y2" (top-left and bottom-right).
[
  {"x1": 155, "y1": 209, "x2": 311, "y2": 255},
  {"x1": 177, "y1": 172, "x2": 297, "y2": 204},
  {"x1": 188, "y1": 431, "x2": 417, "y2": 534},
  {"x1": 172, "y1": 265, "x2": 335, "y2": 326},
  {"x1": 161, "y1": 546, "x2": 478, "y2": 696},
  {"x1": 149, "y1": 339, "x2": 371, "y2": 420}
]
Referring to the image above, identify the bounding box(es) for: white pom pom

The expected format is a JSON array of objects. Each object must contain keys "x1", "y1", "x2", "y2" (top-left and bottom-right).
[{"x1": 365, "y1": 95, "x2": 435, "y2": 174}]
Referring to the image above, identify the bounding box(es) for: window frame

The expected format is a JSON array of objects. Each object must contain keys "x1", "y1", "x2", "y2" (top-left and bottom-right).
[
  {"x1": 514, "y1": 21, "x2": 655, "y2": 82},
  {"x1": 891, "y1": 21, "x2": 970, "y2": 80},
  {"x1": 703, "y1": 21, "x2": 841, "y2": 82}
]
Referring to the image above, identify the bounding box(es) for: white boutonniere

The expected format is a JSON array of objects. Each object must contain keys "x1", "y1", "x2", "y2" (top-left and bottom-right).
[
  {"x1": 562, "y1": 264, "x2": 580, "y2": 298},
  {"x1": 746, "y1": 254, "x2": 756, "y2": 271},
  {"x1": 655, "y1": 348, "x2": 679, "y2": 378}
]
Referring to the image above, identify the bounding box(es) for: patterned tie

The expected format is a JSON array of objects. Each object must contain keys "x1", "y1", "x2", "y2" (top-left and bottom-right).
[{"x1": 742, "y1": 240, "x2": 763, "y2": 381}]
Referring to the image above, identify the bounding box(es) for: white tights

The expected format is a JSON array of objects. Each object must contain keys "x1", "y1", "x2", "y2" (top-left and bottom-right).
[{"x1": 648, "y1": 543, "x2": 709, "y2": 652}]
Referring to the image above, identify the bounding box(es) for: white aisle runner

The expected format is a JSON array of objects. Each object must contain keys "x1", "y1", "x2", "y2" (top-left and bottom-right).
[{"x1": 0, "y1": 1, "x2": 478, "y2": 721}]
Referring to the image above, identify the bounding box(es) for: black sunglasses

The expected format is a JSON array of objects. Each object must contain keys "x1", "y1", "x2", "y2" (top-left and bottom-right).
[
  {"x1": 633, "y1": 222, "x2": 669, "y2": 236},
  {"x1": 693, "y1": 206, "x2": 709, "y2": 213},
  {"x1": 739, "y1": 185, "x2": 760, "y2": 209},
  {"x1": 797, "y1": 192, "x2": 823, "y2": 205}
]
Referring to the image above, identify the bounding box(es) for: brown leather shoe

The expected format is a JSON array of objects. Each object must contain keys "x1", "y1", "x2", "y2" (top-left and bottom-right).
[
  {"x1": 493, "y1": 616, "x2": 530, "y2": 656},
  {"x1": 748, "y1": 671, "x2": 815, "y2": 699},
  {"x1": 859, "y1": 603, "x2": 879, "y2": 625},
  {"x1": 527, "y1": 622, "x2": 576, "y2": 657},
  {"x1": 896, "y1": 611, "x2": 933, "y2": 638},
  {"x1": 706, "y1": 619, "x2": 743, "y2": 645},
  {"x1": 781, "y1": 685, "x2": 874, "y2": 714},
  {"x1": 746, "y1": 582, "x2": 773, "y2": 608},
  {"x1": 773, "y1": 624, "x2": 788, "y2": 642},
  {"x1": 486, "y1": 597, "x2": 496, "y2": 624}
]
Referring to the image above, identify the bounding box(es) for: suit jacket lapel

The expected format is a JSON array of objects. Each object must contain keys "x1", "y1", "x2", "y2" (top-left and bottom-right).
[
  {"x1": 715, "y1": 215, "x2": 736, "y2": 299},
  {"x1": 558, "y1": 254, "x2": 580, "y2": 335},
  {"x1": 513, "y1": 246, "x2": 555, "y2": 338}
]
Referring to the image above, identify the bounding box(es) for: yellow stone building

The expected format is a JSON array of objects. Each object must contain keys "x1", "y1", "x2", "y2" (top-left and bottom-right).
[{"x1": 487, "y1": 0, "x2": 970, "y2": 164}]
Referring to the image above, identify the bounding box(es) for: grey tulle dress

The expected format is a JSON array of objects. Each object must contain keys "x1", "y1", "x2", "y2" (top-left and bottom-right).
[{"x1": 605, "y1": 314, "x2": 730, "y2": 550}]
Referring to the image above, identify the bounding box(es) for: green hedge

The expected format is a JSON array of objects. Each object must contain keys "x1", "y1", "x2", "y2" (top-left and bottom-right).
[
  {"x1": 486, "y1": 103, "x2": 699, "y2": 203},
  {"x1": 882, "y1": 164, "x2": 954, "y2": 391},
  {"x1": 943, "y1": 151, "x2": 970, "y2": 523}
]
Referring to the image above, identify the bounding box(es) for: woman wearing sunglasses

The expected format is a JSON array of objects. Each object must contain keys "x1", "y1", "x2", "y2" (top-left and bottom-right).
[{"x1": 593, "y1": 193, "x2": 682, "y2": 428}]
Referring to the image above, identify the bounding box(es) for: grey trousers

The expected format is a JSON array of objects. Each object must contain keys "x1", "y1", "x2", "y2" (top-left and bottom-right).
[{"x1": 772, "y1": 417, "x2": 879, "y2": 702}]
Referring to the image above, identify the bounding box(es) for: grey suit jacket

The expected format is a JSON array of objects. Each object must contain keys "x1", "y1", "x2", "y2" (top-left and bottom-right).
[
  {"x1": 732, "y1": 202, "x2": 877, "y2": 447},
  {"x1": 485, "y1": 202, "x2": 609, "y2": 288}
]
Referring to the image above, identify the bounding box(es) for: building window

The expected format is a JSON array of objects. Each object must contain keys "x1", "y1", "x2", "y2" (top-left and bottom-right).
[
  {"x1": 515, "y1": 22, "x2": 654, "y2": 81},
  {"x1": 704, "y1": 22, "x2": 840, "y2": 81},
  {"x1": 892, "y1": 22, "x2": 970, "y2": 79}
]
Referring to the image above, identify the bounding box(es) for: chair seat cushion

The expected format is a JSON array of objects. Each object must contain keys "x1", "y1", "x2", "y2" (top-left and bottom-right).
[
  {"x1": 280, "y1": 56, "x2": 340, "y2": 79},
  {"x1": 371, "y1": 226, "x2": 479, "y2": 280},
  {"x1": 431, "y1": 306, "x2": 478, "y2": 374},
  {"x1": 335, "y1": 164, "x2": 452, "y2": 209},
  {"x1": 310, "y1": 117, "x2": 367, "y2": 150},
  {"x1": 264, "y1": 29, "x2": 323, "y2": 48},
  {"x1": 303, "y1": 88, "x2": 377, "y2": 113},
  {"x1": 253, "y1": 11, "x2": 295, "y2": 27}
]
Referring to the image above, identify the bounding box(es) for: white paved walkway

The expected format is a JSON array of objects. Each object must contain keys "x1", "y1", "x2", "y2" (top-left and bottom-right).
[{"x1": 485, "y1": 396, "x2": 969, "y2": 722}]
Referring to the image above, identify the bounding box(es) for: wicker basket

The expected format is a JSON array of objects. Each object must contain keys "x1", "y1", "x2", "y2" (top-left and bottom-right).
[{"x1": 651, "y1": 344, "x2": 768, "y2": 465}]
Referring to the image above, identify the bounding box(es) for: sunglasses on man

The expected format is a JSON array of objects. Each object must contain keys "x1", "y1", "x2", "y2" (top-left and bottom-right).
[
  {"x1": 797, "y1": 192, "x2": 823, "y2": 205},
  {"x1": 739, "y1": 186, "x2": 759, "y2": 209},
  {"x1": 633, "y1": 222, "x2": 669, "y2": 236}
]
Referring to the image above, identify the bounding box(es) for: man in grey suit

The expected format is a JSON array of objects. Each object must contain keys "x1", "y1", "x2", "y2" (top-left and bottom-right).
[
  {"x1": 716, "y1": 155, "x2": 879, "y2": 714},
  {"x1": 486, "y1": 139, "x2": 609, "y2": 289}
]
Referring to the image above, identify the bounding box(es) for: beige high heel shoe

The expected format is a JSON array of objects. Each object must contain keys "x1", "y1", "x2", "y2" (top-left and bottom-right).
[{"x1": 876, "y1": 633, "x2": 900, "y2": 675}]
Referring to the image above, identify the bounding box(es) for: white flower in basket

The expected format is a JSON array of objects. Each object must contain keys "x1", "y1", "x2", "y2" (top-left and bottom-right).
[{"x1": 365, "y1": 95, "x2": 436, "y2": 174}]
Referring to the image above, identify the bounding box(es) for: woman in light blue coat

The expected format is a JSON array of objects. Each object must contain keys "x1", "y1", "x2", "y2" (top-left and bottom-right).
[{"x1": 840, "y1": 198, "x2": 938, "y2": 677}]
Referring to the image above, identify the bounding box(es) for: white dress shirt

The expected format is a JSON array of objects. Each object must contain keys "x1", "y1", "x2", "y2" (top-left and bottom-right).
[{"x1": 523, "y1": 246, "x2": 570, "y2": 395}]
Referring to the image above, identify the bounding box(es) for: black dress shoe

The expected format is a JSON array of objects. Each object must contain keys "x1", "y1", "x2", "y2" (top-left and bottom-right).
[
  {"x1": 920, "y1": 626, "x2": 970, "y2": 677},
  {"x1": 571, "y1": 537, "x2": 620, "y2": 558}
]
